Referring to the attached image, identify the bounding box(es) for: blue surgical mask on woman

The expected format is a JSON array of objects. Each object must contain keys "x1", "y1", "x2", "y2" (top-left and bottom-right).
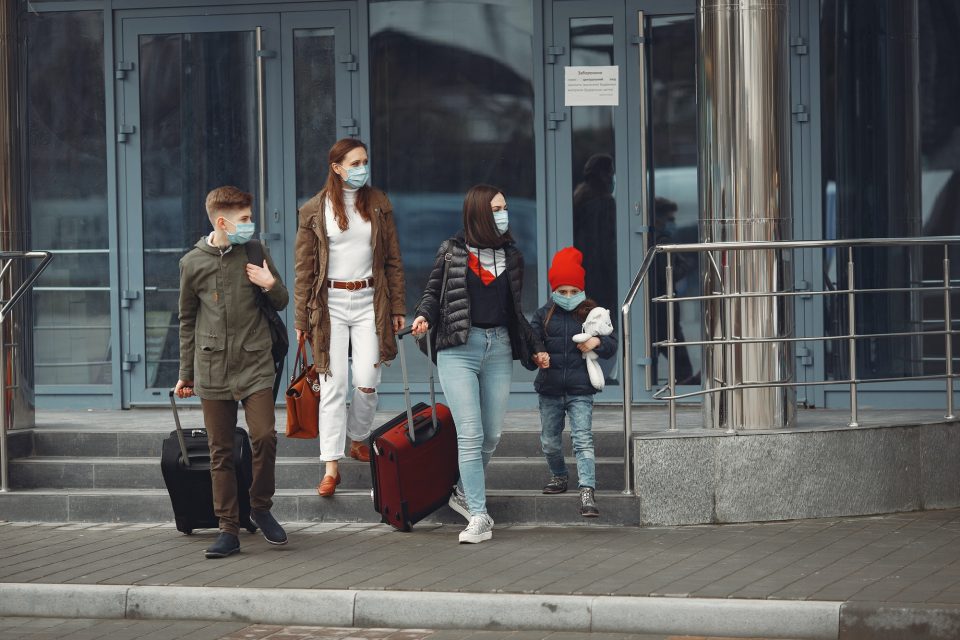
[
  {"x1": 224, "y1": 219, "x2": 255, "y2": 245},
  {"x1": 493, "y1": 209, "x2": 509, "y2": 234},
  {"x1": 551, "y1": 290, "x2": 586, "y2": 311},
  {"x1": 341, "y1": 164, "x2": 370, "y2": 189}
]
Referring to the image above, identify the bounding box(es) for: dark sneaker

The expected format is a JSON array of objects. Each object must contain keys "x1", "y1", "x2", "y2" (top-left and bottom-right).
[
  {"x1": 542, "y1": 475, "x2": 568, "y2": 494},
  {"x1": 250, "y1": 510, "x2": 288, "y2": 546},
  {"x1": 579, "y1": 487, "x2": 599, "y2": 518},
  {"x1": 205, "y1": 532, "x2": 240, "y2": 559}
]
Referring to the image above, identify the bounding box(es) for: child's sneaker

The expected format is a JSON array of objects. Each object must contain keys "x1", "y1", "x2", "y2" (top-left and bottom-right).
[
  {"x1": 542, "y1": 475, "x2": 568, "y2": 494},
  {"x1": 459, "y1": 513, "x2": 494, "y2": 544},
  {"x1": 579, "y1": 487, "x2": 599, "y2": 518},
  {"x1": 447, "y1": 485, "x2": 470, "y2": 522}
]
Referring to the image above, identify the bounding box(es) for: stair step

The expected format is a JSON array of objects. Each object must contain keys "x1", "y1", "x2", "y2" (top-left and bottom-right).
[
  {"x1": 8, "y1": 456, "x2": 626, "y2": 491},
  {"x1": 21, "y1": 428, "x2": 628, "y2": 459},
  {"x1": 0, "y1": 489, "x2": 640, "y2": 526}
]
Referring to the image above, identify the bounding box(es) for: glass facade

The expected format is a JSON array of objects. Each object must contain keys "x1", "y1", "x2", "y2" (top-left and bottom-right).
[
  {"x1": 821, "y1": 0, "x2": 960, "y2": 381},
  {"x1": 26, "y1": 11, "x2": 110, "y2": 387},
  {"x1": 369, "y1": 0, "x2": 538, "y2": 382}
]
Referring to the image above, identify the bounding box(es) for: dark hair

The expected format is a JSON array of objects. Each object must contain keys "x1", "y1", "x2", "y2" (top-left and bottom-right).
[
  {"x1": 324, "y1": 138, "x2": 372, "y2": 231},
  {"x1": 573, "y1": 153, "x2": 614, "y2": 210},
  {"x1": 205, "y1": 185, "x2": 253, "y2": 222},
  {"x1": 463, "y1": 184, "x2": 513, "y2": 248},
  {"x1": 543, "y1": 297, "x2": 598, "y2": 334}
]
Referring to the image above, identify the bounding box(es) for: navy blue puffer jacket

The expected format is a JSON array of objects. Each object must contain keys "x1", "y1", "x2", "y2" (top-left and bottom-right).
[{"x1": 529, "y1": 302, "x2": 618, "y2": 396}]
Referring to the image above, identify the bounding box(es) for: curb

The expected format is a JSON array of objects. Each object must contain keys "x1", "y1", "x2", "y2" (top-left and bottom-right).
[{"x1": 0, "y1": 582, "x2": 840, "y2": 639}]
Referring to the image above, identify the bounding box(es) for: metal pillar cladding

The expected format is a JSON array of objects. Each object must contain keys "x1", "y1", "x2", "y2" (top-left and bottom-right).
[
  {"x1": 697, "y1": 0, "x2": 796, "y2": 430},
  {"x1": 0, "y1": 4, "x2": 35, "y2": 433}
]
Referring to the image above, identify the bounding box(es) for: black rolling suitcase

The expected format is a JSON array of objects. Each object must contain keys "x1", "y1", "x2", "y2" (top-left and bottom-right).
[{"x1": 160, "y1": 391, "x2": 257, "y2": 535}]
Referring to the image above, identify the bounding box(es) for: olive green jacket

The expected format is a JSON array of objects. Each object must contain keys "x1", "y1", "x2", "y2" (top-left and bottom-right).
[
  {"x1": 178, "y1": 236, "x2": 289, "y2": 400},
  {"x1": 293, "y1": 188, "x2": 405, "y2": 375}
]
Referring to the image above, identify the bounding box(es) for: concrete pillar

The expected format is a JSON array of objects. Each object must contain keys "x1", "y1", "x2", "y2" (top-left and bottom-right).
[
  {"x1": 698, "y1": 0, "x2": 796, "y2": 430},
  {"x1": 0, "y1": 2, "x2": 36, "y2": 432}
]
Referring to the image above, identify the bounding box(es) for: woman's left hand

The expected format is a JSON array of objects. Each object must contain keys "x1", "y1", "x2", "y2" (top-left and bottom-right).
[
  {"x1": 392, "y1": 315, "x2": 406, "y2": 333},
  {"x1": 246, "y1": 260, "x2": 276, "y2": 291},
  {"x1": 577, "y1": 337, "x2": 601, "y2": 353}
]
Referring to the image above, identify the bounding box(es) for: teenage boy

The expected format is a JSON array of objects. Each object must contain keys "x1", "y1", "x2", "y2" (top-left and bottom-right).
[{"x1": 175, "y1": 186, "x2": 289, "y2": 558}]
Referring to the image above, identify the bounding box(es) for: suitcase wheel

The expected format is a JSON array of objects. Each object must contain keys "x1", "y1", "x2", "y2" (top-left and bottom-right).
[
  {"x1": 246, "y1": 525, "x2": 258, "y2": 534},
  {"x1": 182, "y1": 529, "x2": 193, "y2": 535}
]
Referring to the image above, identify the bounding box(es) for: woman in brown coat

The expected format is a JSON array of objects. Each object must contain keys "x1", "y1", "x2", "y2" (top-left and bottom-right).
[{"x1": 294, "y1": 138, "x2": 405, "y2": 497}]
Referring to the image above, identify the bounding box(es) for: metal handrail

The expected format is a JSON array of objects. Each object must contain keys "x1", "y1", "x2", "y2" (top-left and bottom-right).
[
  {"x1": 0, "y1": 251, "x2": 54, "y2": 493},
  {"x1": 620, "y1": 236, "x2": 960, "y2": 496}
]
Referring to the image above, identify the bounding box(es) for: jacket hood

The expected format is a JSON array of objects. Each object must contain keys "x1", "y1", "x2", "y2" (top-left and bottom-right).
[{"x1": 193, "y1": 235, "x2": 235, "y2": 256}]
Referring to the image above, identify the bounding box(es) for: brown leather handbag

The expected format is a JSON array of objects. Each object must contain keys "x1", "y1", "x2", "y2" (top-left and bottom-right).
[{"x1": 285, "y1": 335, "x2": 320, "y2": 439}]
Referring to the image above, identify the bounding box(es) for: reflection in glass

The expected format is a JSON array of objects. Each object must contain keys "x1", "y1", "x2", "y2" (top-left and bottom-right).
[
  {"x1": 293, "y1": 29, "x2": 337, "y2": 206},
  {"x1": 139, "y1": 32, "x2": 258, "y2": 388},
  {"x1": 370, "y1": 0, "x2": 537, "y2": 383},
  {"x1": 648, "y1": 15, "x2": 699, "y2": 387},
  {"x1": 26, "y1": 11, "x2": 110, "y2": 386},
  {"x1": 569, "y1": 17, "x2": 618, "y2": 384}
]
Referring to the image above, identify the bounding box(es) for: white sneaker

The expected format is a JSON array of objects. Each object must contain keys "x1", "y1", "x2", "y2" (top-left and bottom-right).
[
  {"x1": 458, "y1": 514, "x2": 494, "y2": 544},
  {"x1": 448, "y1": 486, "x2": 470, "y2": 522}
]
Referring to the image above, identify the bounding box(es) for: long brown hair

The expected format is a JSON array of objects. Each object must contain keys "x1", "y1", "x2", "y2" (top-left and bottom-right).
[
  {"x1": 543, "y1": 297, "x2": 597, "y2": 335},
  {"x1": 324, "y1": 138, "x2": 372, "y2": 231},
  {"x1": 463, "y1": 184, "x2": 514, "y2": 249}
]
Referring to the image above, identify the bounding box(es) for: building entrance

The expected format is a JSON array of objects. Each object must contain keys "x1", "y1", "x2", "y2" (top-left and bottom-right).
[{"x1": 115, "y1": 6, "x2": 359, "y2": 405}]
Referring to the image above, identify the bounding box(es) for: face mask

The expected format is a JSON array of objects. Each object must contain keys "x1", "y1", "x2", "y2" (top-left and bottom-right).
[
  {"x1": 493, "y1": 209, "x2": 509, "y2": 234},
  {"x1": 664, "y1": 221, "x2": 678, "y2": 237},
  {"x1": 552, "y1": 290, "x2": 586, "y2": 311},
  {"x1": 341, "y1": 164, "x2": 369, "y2": 189},
  {"x1": 224, "y1": 219, "x2": 255, "y2": 245}
]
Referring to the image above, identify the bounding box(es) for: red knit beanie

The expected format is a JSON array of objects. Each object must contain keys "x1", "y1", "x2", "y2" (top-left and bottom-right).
[{"x1": 548, "y1": 246, "x2": 585, "y2": 291}]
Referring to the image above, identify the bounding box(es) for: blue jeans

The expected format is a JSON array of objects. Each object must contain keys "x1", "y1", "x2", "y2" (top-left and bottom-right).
[
  {"x1": 538, "y1": 394, "x2": 596, "y2": 489},
  {"x1": 437, "y1": 326, "x2": 513, "y2": 515}
]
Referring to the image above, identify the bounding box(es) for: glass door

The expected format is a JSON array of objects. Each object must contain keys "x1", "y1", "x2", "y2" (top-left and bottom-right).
[
  {"x1": 118, "y1": 9, "x2": 358, "y2": 405},
  {"x1": 548, "y1": 0, "x2": 695, "y2": 403}
]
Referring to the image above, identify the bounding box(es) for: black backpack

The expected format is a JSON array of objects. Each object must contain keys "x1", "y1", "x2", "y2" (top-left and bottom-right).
[{"x1": 245, "y1": 239, "x2": 289, "y2": 401}]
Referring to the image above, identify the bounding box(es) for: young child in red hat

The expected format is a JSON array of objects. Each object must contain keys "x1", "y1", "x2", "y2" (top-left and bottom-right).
[{"x1": 529, "y1": 247, "x2": 618, "y2": 517}]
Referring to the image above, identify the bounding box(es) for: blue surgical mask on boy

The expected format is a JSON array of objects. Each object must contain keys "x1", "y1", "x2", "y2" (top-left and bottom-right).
[
  {"x1": 493, "y1": 209, "x2": 509, "y2": 234},
  {"x1": 342, "y1": 164, "x2": 370, "y2": 189},
  {"x1": 224, "y1": 219, "x2": 255, "y2": 245},
  {"x1": 551, "y1": 290, "x2": 586, "y2": 311}
]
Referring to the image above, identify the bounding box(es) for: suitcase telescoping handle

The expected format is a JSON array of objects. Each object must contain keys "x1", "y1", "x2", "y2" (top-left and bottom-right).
[
  {"x1": 395, "y1": 326, "x2": 438, "y2": 443},
  {"x1": 168, "y1": 390, "x2": 192, "y2": 468}
]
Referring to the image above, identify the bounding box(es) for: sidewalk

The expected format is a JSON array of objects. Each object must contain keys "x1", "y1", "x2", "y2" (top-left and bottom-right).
[{"x1": 2, "y1": 509, "x2": 960, "y2": 639}]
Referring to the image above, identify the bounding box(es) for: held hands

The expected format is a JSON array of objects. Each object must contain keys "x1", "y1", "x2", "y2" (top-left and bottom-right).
[
  {"x1": 174, "y1": 379, "x2": 194, "y2": 399},
  {"x1": 577, "y1": 337, "x2": 601, "y2": 354},
  {"x1": 411, "y1": 316, "x2": 429, "y2": 337},
  {"x1": 246, "y1": 260, "x2": 276, "y2": 291},
  {"x1": 532, "y1": 352, "x2": 550, "y2": 369}
]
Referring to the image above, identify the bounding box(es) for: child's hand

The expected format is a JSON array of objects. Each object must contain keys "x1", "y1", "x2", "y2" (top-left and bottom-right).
[
  {"x1": 246, "y1": 260, "x2": 276, "y2": 291},
  {"x1": 577, "y1": 337, "x2": 601, "y2": 353},
  {"x1": 533, "y1": 352, "x2": 550, "y2": 369}
]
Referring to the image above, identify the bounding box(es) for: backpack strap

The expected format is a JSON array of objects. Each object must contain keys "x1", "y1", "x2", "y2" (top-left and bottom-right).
[{"x1": 246, "y1": 238, "x2": 264, "y2": 267}]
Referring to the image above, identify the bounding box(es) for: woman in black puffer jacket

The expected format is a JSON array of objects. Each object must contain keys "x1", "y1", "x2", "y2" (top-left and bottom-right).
[{"x1": 412, "y1": 184, "x2": 547, "y2": 544}]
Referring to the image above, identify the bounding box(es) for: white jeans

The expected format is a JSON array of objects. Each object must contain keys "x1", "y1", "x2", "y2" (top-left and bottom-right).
[{"x1": 318, "y1": 286, "x2": 381, "y2": 462}]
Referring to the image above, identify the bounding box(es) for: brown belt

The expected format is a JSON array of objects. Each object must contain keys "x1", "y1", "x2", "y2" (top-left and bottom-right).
[{"x1": 327, "y1": 278, "x2": 374, "y2": 291}]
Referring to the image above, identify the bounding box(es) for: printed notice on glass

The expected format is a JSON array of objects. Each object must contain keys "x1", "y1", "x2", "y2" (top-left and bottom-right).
[{"x1": 564, "y1": 66, "x2": 619, "y2": 106}]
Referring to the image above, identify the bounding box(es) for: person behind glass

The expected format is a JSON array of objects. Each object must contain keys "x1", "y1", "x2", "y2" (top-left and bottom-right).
[
  {"x1": 530, "y1": 247, "x2": 618, "y2": 518},
  {"x1": 293, "y1": 138, "x2": 406, "y2": 498},
  {"x1": 651, "y1": 196, "x2": 697, "y2": 385},
  {"x1": 572, "y1": 153, "x2": 618, "y2": 317},
  {"x1": 175, "y1": 186, "x2": 289, "y2": 559},
  {"x1": 411, "y1": 184, "x2": 548, "y2": 544}
]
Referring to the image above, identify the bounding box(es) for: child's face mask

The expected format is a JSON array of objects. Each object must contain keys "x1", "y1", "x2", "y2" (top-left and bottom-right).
[
  {"x1": 552, "y1": 289, "x2": 586, "y2": 311},
  {"x1": 222, "y1": 217, "x2": 255, "y2": 245}
]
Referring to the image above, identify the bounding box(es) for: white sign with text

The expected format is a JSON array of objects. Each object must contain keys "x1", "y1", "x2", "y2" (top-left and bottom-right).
[{"x1": 564, "y1": 65, "x2": 619, "y2": 106}]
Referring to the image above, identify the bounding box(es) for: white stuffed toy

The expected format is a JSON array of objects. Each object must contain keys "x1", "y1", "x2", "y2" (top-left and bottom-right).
[{"x1": 572, "y1": 306, "x2": 614, "y2": 391}]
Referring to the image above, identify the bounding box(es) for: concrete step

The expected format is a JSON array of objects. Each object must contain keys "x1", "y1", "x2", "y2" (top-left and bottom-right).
[
  {"x1": 8, "y1": 456, "x2": 626, "y2": 492},
  {"x1": 0, "y1": 488, "x2": 640, "y2": 526},
  {"x1": 18, "y1": 428, "x2": 628, "y2": 459}
]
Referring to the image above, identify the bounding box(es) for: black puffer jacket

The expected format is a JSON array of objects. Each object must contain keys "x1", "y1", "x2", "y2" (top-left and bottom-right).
[
  {"x1": 415, "y1": 232, "x2": 544, "y2": 369},
  {"x1": 529, "y1": 302, "x2": 618, "y2": 396}
]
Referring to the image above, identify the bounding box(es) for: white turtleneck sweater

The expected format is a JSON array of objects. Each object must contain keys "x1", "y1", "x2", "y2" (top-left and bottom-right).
[{"x1": 325, "y1": 188, "x2": 373, "y2": 281}]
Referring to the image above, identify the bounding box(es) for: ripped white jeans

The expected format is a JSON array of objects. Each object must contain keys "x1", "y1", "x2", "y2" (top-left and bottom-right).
[{"x1": 318, "y1": 286, "x2": 381, "y2": 462}]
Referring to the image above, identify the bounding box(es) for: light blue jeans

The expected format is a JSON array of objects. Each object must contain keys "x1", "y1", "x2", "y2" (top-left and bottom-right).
[
  {"x1": 538, "y1": 394, "x2": 596, "y2": 489},
  {"x1": 437, "y1": 326, "x2": 513, "y2": 515}
]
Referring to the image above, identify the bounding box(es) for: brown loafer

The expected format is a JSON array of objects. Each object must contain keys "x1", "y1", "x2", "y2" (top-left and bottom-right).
[
  {"x1": 317, "y1": 472, "x2": 341, "y2": 497},
  {"x1": 349, "y1": 440, "x2": 370, "y2": 462}
]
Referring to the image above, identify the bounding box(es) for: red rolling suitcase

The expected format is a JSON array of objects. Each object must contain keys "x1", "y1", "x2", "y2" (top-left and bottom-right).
[{"x1": 369, "y1": 327, "x2": 459, "y2": 531}]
